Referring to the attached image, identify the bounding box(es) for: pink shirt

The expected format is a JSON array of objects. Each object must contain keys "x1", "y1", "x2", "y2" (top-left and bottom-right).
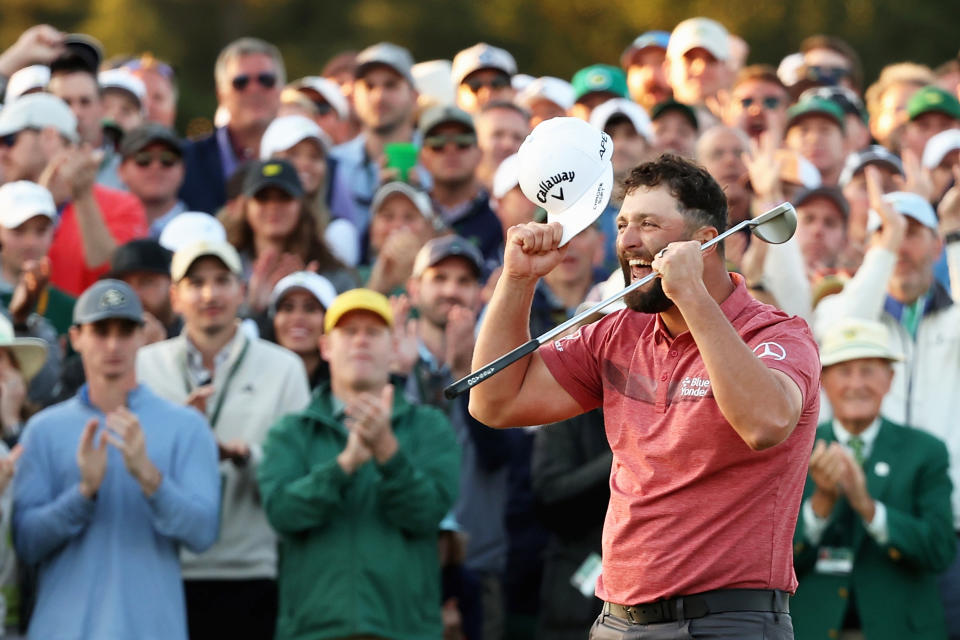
[{"x1": 539, "y1": 275, "x2": 820, "y2": 605}]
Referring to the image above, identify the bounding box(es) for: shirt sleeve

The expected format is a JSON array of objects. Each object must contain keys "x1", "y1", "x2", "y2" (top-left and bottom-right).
[
  {"x1": 103, "y1": 191, "x2": 149, "y2": 244},
  {"x1": 801, "y1": 497, "x2": 832, "y2": 545},
  {"x1": 538, "y1": 313, "x2": 619, "y2": 412},
  {"x1": 745, "y1": 316, "x2": 821, "y2": 410},
  {"x1": 863, "y1": 501, "x2": 889, "y2": 545}
]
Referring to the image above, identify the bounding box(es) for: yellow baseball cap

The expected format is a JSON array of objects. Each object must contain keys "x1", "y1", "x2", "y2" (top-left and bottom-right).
[{"x1": 323, "y1": 288, "x2": 394, "y2": 333}]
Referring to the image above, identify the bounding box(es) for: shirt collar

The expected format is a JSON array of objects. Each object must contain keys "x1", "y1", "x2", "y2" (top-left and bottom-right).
[
  {"x1": 184, "y1": 322, "x2": 243, "y2": 386},
  {"x1": 832, "y1": 417, "x2": 882, "y2": 457}
]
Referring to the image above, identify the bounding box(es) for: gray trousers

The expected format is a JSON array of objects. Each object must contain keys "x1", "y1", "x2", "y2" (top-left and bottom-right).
[{"x1": 588, "y1": 608, "x2": 794, "y2": 639}]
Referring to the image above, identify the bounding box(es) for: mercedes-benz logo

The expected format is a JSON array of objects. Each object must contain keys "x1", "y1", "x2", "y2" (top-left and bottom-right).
[{"x1": 753, "y1": 341, "x2": 787, "y2": 360}]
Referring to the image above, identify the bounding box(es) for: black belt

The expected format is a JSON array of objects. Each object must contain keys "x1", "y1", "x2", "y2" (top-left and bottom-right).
[{"x1": 605, "y1": 589, "x2": 790, "y2": 625}]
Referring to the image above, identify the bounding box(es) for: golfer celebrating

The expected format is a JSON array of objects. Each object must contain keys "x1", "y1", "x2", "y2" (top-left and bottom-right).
[{"x1": 470, "y1": 129, "x2": 820, "y2": 639}]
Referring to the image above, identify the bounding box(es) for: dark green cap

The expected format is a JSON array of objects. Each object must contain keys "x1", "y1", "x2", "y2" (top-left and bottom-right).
[
  {"x1": 786, "y1": 96, "x2": 845, "y2": 132},
  {"x1": 571, "y1": 65, "x2": 627, "y2": 102},
  {"x1": 907, "y1": 85, "x2": 960, "y2": 122}
]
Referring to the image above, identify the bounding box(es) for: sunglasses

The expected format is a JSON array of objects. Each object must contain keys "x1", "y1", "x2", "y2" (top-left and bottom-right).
[
  {"x1": 312, "y1": 101, "x2": 334, "y2": 116},
  {"x1": 231, "y1": 73, "x2": 278, "y2": 91},
  {"x1": 805, "y1": 65, "x2": 850, "y2": 85},
  {"x1": 464, "y1": 75, "x2": 510, "y2": 93},
  {"x1": 739, "y1": 96, "x2": 782, "y2": 110},
  {"x1": 133, "y1": 150, "x2": 180, "y2": 168},
  {"x1": 122, "y1": 57, "x2": 175, "y2": 80},
  {"x1": 424, "y1": 133, "x2": 477, "y2": 151},
  {"x1": 0, "y1": 128, "x2": 36, "y2": 148}
]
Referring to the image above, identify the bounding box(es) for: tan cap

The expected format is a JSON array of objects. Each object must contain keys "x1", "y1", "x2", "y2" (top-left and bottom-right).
[
  {"x1": 820, "y1": 318, "x2": 903, "y2": 367},
  {"x1": 171, "y1": 240, "x2": 242, "y2": 282}
]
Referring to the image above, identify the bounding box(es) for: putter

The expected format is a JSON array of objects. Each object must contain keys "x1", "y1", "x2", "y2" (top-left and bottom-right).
[{"x1": 443, "y1": 202, "x2": 797, "y2": 399}]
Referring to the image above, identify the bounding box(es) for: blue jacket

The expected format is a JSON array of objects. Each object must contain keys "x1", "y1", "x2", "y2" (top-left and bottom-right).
[
  {"x1": 13, "y1": 385, "x2": 221, "y2": 640},
  {"x1": 179, "y1": 132, "x2": 227, "y2": 214}
]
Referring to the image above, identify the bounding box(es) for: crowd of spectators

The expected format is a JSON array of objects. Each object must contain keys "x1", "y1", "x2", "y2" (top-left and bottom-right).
[{"x1": 0, "y1": 15, "x2": 957, "y2": 640}]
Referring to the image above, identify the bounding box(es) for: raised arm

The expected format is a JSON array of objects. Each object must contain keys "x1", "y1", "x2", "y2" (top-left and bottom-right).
[{"x1": 468, "y1": 222, "x2": 583, "y2": 428}]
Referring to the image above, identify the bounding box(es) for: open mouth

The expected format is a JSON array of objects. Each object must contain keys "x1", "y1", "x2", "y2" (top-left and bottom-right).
[{"x1": 628, "y1": 258, "x2": 654, "y2": 282}]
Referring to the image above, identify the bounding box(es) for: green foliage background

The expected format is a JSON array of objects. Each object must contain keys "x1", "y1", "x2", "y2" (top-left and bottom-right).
[{"x1": 1, "y1": 0, "x2": 956, "y2": 131}]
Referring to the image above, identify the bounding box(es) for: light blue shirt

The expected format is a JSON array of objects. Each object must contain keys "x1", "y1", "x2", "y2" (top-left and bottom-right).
[{"x1": 13, "y1": 384, "x2": 220, "y2": 640}]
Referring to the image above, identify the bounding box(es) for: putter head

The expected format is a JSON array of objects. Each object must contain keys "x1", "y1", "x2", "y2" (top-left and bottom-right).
[{"x1": 750, "y1": 202, "x2": 797, "y2": 244}]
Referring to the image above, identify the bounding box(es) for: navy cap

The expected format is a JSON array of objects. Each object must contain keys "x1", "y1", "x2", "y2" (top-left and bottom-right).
[
  {"x1": 120, "y1": 122, "x2": 184, "y2": 157},
  {"x1": 838, "y1": 145, "x2": 904, "y2": 187},
  {"x1": 107, "y1": 239, "x2": 173, "y2": 278},
  {"x1": 243, "y1": 159, "x2": 304, "y2": 199},
  {"x1": 412, "y1": 235, "x2": 484, "y2": 279},
  {"x1": 73, "y1": 279, "x2": 144, "y2": 326}
]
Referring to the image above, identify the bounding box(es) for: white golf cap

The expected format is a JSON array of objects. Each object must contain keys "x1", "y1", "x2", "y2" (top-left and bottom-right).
[
  {"x1": 492, "y1": 153, "x2": 521, "y2": 199},
  {"x1": 0, "y1": 181, "x2": 56, "y2": 229},
  {"x1": 777, "y1": 52, "x2": 805, "y2": 88},
  {"x1": 922, "y1": 128, "x2": 960, "y2": 169},
  {"x1": 290, "y1": 76, "x2": 350, "y2": 120},
  {"x1": 171, "y1": 240, "x2": 242, "y2": 282},
  {"x1": 511, "y1": 73, "x2": 535, "y2": 92},
  {"x1": 0, "y1": 93, "x2": 77, "y2": 142},
  {"x1": 667, "y1": 17, "x2": 731, "y2": 62},
  {"x1": 98, "y1": 69, "x2": 146, "y2": 106},
  {"x1": 260, "y1": 115, "x2": 332, "y2": 160},
  {"x1": 158, "y1": 212, "x2": 227, "y2": 252},
  {"x1": 4, "y1": 65, "x2": 50, "y2": 104},
  {"x1": 269, "y1": 271, "x2": 338, "y2": 316},
  {"x1": 370, "y1": 181, "x2": 445, "y2": 232},
  {"x1": 411, "y1": 60, "x2": 456, "y2": 107},
  {"x1": 517, "y1": 117, "x2": 614, "y2": 246},
  {"x1": 576, "y1": 268, "x2": 627, "y2": 316},
  {"x1": 516, "y1": 76, "x2": 576, "y2": 111},
  {"x1": 451, "y1": 43, "x2": 517, "y2": 86},
  {"x1": 589, "y1": 98, "x2": 654, "y2": 144},
  {"x1": 819, "y1": 318, "x2": 903, "y2": 367},
  {"x1": 867, "y1": 191, "x2": 939, "y2": 234}
]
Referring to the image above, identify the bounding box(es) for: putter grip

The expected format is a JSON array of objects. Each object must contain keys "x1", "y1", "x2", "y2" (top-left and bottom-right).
[{"x1": 443, "y1": 338, "x2": 540, "y2": 399}]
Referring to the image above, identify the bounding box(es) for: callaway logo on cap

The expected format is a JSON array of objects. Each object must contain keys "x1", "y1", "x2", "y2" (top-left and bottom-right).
[{"x1": 517, "y1": 117, "x2": 614, "y2": 246}]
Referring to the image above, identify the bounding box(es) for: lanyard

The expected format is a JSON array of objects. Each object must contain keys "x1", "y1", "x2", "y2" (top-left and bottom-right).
[{"x1": 182, "y1": 339, "x2": 250, "y2": 430}]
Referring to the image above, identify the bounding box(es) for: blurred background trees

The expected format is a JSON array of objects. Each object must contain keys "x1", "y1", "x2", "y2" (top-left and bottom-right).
[{"x1": 1, "y1": 0, "x2": 956, "y2": 132}]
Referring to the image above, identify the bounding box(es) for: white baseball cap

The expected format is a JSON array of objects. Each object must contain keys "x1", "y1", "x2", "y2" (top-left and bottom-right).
[
  {"x1": 667, "y1": 17, "x2": 731, "y2": 62},
  {"x1": 260, "y1": 115, "x2": 332, "y2": 160},
  {"x1": 98, "y1": 69, "x2": 146, "y2": 107},
  {"x1": 290, "y1": 76, "x2": 350, "y2": 120},
  {"x1": 867, "y1": 191, "x2": 939, "y2": 234},
  {"x1": 516, "y1": 76, "x2": 576, "y2": 112},
  {"x1": 777, "y1": 52, "x2": 805, "y2": 88},
  {"x1": 492, "y1": 153, "x2": 521, "y2": 199},
  {"x1": 451, "y1": 43, "x2": 517, "y2": 86},
  {"x1": 517, "y1": 117, "x2": 614, "y2": 246},
  {"x1": 922, "y1": 128, "x2": 960, "y2": 169},
  {"x1": 269, "y1": 271, "x2": 338, "y2": 316},
  {"x1": 589, "y1": 98, "x2": 654, "y2": 144},
  {"x1": 4, "y1": 65, "x2": 50, "y2": 104},
  {"x1": 411, "y1": 60, "x2": 456, "y2": 107},
  {"x1": 0, "y1": 93, "x2": 77, "y2": 142},
  {"x1": 0, "y1": 181, "x2": 56, "y2": 229},
  {"x1": 171, "y1": 240, "x2": 242, "y2": 282},
  {"x1": 158, "y1": 212, "x2": 228, "y2": 252}
]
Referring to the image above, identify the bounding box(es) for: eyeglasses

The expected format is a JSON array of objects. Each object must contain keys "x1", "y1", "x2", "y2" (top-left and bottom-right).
[
  {"x1": 0, "y1": 128, "x2": 37, "y2": 148},
  {"x1": 424, "y1": 133, "x2": 477, "y2": 151},
  {"x1": 464, "y1": 75, "x2": 510, "y2": 94},
  {"x1": 231, "y1": 73, "x2": 278, "y2": 91},
  {"x1": 133, "y1": 150, "x2": 180, "y2": 168},
  {"x1": 739, "y1": 96, "x2": 783, "y2": 110}
]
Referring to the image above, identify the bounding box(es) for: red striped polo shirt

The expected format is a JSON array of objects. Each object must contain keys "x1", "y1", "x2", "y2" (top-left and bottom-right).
[{"x1": 539, "y1": 274, "x2": 820, "y2": 605}]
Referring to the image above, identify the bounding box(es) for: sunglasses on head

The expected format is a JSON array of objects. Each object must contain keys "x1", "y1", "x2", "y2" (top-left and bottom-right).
[
  {"x1": 232, "y1": 72, "x2": 278, "y2": 91},
  {"x1": 133, "y1": 150, "x2": 180, "y2": 168},
  {"x1": 424, "y1": 133, "x2": 477, "y2": 152},
  {"x1": 739, "y1": 96, "x2": 782, "y2": 110},
  {"x1": 465, "y1": 75, "x2": 510, "y2": 94},
  {"x1": 122, "y1": 57, "x2": 175, "y2": 81}
]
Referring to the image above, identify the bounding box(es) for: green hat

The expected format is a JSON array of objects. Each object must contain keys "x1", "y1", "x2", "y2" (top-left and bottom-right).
[
  {"x1": 571, "y1": 65, "x2": 627, "y2": 102},
  {"x1": 907, "y1": 85, "x2": 960, "y2": 122},
  {"x1": 786, "y1": 96, "x2": 845, "y2": 132}
]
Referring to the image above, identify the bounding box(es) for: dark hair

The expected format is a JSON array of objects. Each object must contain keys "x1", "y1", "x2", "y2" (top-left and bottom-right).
[
  {"x1": 800, "y1": 35, "x2": 863, "y2": 92},
  {"x1": 623, "y1": 154, "x2": 728, "y2": 237},
  {"x1": 226, "y1": 196, "x2": 345, "y2": 273}
]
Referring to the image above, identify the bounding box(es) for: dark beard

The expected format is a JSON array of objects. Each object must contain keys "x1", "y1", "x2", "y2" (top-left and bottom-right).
[{"x1": 619, "y1": 262, "x2": 675, "y2": 313}]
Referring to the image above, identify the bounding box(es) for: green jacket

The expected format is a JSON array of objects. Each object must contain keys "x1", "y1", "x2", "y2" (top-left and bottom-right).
[
  {"x1": 791, "y1": 418, "x2": 955, "y2": 640},
  {"x1": 257, "y1": 383, "x2": 460, "y2": 640}
]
